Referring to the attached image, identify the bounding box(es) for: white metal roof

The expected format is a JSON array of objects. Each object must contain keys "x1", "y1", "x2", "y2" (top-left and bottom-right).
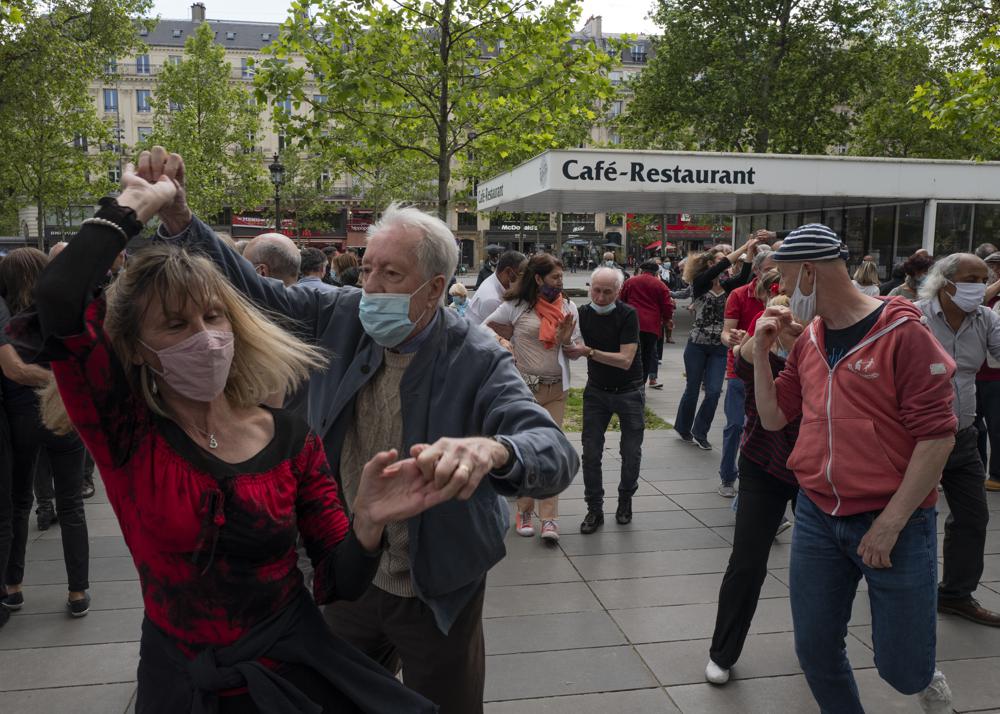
[{"x1": 475, "y1": 149, "x2": 1000, "y2": 215}]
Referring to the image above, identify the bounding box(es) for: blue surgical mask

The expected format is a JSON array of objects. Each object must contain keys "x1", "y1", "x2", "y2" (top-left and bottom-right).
[
  {"x1": 539, "y1": 284, "x2": 562, "y2": 301},
  {"x1": 358, "y1": 280, "x2": 430, "y2": 348},
  {"x1": 591, "y1": 301, "x2": 616, "y2": 315}
]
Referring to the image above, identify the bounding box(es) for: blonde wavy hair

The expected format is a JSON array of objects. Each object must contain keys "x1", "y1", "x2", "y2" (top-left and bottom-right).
[
  {"x1": 682, "y1": 249, "x2": 722, "y2": 285},
  {"x1": 42, "y1": 244, "x2": 327, "y2": 433}
]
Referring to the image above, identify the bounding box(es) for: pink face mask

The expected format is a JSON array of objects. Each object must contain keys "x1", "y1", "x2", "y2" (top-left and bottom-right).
[{"x1": 141, "y1": 330, "x2": 235, "y2": 402}]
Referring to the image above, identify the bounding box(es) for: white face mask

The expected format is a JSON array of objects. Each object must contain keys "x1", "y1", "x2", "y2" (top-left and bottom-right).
[
  {"x1": 789, "y1": 265, "x2": 817, "y2": 323},
  {"x1": 947, "y1": 280, "x2": 987, "y2": 313}
]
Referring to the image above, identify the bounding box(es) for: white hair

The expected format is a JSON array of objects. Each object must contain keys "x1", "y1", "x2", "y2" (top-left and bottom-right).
[
  {"x1": 918, "y1": 253, "x2": 964, "y2": 301},
  {"x1": 368, "y1": 203, "x2": 459, "y2": 306},
  {"x1": 590, "y1": 266, "x2": 623, "y2": 291}
]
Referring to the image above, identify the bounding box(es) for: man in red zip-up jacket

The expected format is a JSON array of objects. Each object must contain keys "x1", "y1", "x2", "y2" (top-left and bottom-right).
[
  {"x1": 752, "y1": 224, "x2": 957, "y2": 714},
  {"x1": 620, "y1": 261, "x2": 674, "y2": 389}
]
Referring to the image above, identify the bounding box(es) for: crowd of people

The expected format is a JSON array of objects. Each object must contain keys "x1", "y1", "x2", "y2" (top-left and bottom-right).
[{"x1": 0, "y1": 147, "x2": 997, "y2": 713}]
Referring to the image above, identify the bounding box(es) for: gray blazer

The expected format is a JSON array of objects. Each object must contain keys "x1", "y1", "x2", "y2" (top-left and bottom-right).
[{"x1": 158, "y1": 218, "x2": 579, "y2": 632}]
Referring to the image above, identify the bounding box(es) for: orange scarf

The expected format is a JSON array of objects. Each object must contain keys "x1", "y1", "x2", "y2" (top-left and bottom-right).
[{"x1": 535, "y1": 294, "x2": 565, "y2": 350}]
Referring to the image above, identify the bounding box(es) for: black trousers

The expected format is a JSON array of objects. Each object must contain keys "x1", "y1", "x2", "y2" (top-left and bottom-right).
[
  {"x1": 639, "y1": 331, "x2": 659, "y2": 381},
  {"x1": 0, "y1": 407, "x2": 12, "y2": 592},
  {"x1": 939, "y1": 425, "x2": 990, "y2": 601},
  {"x1": 324, "y1": 582, "x2": 486, "y2": 714},
  {"x1": 976, "y1": 380, "x2": 1000, "y2": 482},
  {"x1": 5, "y1": 408, "x2": 89, "y2": 591},
  {"x1": 581, "y1": 384, "x2": 645, "y2": 511},
  {"x1": 709, "y1": 455, "x2": 798, "y2": 669}
]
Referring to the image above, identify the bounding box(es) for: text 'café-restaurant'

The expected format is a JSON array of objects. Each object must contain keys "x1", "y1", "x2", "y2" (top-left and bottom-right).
[{"x1": 476, "y1": 149, "x2": 1000, "y2": 274}]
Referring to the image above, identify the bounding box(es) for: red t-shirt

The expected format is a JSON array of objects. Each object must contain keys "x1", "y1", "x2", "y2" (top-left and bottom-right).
[
  {"x1": 978, "y1": 296, "x2": 1000, "y2": 382},
  {"x1": 724, "y1": 281, "x2": 766, "y2": 379}
]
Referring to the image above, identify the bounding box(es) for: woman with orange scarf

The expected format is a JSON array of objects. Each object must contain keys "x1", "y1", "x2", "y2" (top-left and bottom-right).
[{"x1": 486, "y1": 254, "x2": 581, "y2": 542}]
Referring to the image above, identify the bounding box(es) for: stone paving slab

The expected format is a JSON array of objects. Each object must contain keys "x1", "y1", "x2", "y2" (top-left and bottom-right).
[
  {"x1": 0, "y1": 642, "x2": 139, "y2": 690},
  {"x1": 484, "y1": 611, "x2": 627, "y2": 655},
  {"x1": 0, "y1": 684, "x2": 135, "y2": 714},
  {"x1": 484, "y1": 582, "x2": 603, "y2": 618},
  {"x1": 484, "y1": 688, "x2": 681, "y2": 714},
  {"x1": 589, "y1": 572, "x2": 788, "y2": 610}
]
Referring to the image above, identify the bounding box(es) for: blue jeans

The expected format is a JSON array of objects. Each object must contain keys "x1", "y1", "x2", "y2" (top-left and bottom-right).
[
  {"x1": 790, "y1": 493, "x2": 938, "y2": 713},
  {"x1": 674, "y1": 341, "x2": 727, "y2": 440},
  {"x1": 719, "y1": 378, "x2": 745, "y2": 485}
]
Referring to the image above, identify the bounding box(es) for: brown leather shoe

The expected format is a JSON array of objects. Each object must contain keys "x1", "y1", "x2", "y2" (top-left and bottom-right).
[
  {"x1": 938, "y1": 597, "x2": 1000, "y2": 627},
  {"x1": 986, "y1": 479, "x2": 1000, "y2": 492}
]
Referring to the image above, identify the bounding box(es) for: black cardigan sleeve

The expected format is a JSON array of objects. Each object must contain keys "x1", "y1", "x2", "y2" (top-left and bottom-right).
[
  {"x1": 34, "y1": 204, "x2": 138, "y2": 342},
  {"x1": 692, "y1": 257, "x2": 734, "y2": 298},
  {"x1": 721, "y1": 260, "x2": 753, "y2": 293}
]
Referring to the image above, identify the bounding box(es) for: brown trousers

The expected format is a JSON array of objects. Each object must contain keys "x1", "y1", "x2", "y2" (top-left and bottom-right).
[{"x1": 324, "y1": 582, "x2": 486, "y2": 714}]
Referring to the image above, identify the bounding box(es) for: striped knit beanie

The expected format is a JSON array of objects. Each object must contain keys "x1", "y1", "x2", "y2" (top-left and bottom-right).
[{"x1": 771, "y1": 224, "x2": 848, "y2": 262}]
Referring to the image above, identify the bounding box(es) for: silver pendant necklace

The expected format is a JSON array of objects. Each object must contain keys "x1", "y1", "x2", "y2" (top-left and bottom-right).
[{"x1": 186, "y1": 423, "x2": 219, "y2": 449}]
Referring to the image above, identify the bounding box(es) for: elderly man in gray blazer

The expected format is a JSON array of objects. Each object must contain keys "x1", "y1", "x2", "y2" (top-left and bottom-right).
[{"x1": 139, "y1": 148, "x2": 578, "y2": 714}]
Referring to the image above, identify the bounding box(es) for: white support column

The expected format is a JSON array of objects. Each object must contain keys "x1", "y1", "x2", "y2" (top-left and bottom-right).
[{"x1": 922, "y1": 199, "x2": 938, "y2": 255}]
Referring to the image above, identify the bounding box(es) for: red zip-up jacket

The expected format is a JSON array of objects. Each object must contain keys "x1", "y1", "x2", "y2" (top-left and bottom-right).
[
  {"x1": 774, "y1": 298, "x2": 957, "y2": 516},
  {"x1": 620, "y1": 272, "x2": 674, "y2": 335}
]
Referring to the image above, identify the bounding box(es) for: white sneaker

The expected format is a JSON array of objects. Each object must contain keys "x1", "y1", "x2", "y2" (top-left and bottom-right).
[
  {"x1": 918, "y1": 670, "x2": 953, "y2": 714},
  {"x1": 705, "y1": 659, "x2": 730, "y2": 684},
  {"x1": 515, "y1": 510, "x2": 535, "y2": 537},
  {"x1": 540, "y1": 519, "x2": 560, "y2": 542}
]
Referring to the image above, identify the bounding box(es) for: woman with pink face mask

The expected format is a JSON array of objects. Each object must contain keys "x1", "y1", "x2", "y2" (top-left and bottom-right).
[{"x1": 7, "y1": 166, "x2": 439, "y2": 713}]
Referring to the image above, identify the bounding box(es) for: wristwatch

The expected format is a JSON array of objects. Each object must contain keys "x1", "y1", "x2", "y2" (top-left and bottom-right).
[{"x1": 492, "y1": 436, "x2": 516, "y2": 475}]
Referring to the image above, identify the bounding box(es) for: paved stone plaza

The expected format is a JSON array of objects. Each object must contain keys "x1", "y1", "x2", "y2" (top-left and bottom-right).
[{"x1": 2, "y1": 294, "x2": 1000, "y2": 713}]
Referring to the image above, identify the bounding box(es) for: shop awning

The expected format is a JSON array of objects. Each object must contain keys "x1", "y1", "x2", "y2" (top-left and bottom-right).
[{"x1": 476, "y1": 149, "x2": 1000, "y2": 215}]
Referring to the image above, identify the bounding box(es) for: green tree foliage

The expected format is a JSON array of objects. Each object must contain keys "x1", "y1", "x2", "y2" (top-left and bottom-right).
[
  {"x1": 0, "y1": 0, "x2": 150, "y2": 243},
  {"x1": 849, "y1": 3, "x2": 976, "y2": 159},
  {"x1": 142, "y1": 21, "x2": 268, "y2": 220},
  {"x1": 911, "y1": 29, "x2": 1000, "y2": 160},
  {"x1": 256, "y1": 0, "x2": 617, "y2": 219},
  {"x1": 622, "y1": 0, "x2": 880, "y2": 154}
]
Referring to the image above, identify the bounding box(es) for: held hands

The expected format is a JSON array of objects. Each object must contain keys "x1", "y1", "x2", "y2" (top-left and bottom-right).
[
  {"x1": 753, "y1": 306, "x2": 793, "y2": 354},
  {"x1": 411, "y1": 437, "x2": 510, "y2": 502},
  {"x1": 563, "y1": 342, "x2": 591, "y2": 359},
  {"x1": 725, "y1": 328, "x2": 747, "y2": 348},
  {"x1": 116, "y1": 163, "x2": 177, "y2": 224},
  {"x1": 352, "y1": 450, "x2": 453, "y2": 531},
  {"x1": 135, "y1": 146, "x2": 192, "y2": 234}
]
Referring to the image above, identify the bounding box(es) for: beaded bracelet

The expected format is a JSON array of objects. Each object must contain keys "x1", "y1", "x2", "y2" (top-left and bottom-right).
[{"x1": 81, "y1": 217, "x2": 129, "y2": 242}]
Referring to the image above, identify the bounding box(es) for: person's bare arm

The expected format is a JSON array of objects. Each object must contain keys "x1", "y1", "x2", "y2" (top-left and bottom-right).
[
  {"x1": 986, "y1": 279, "x2": 1000, "y2": 303},
  {"x1": 857, "y1": 435, "x2": 954, "y2": 568},
  {"x1": 572, "y1": 342, "x2": 637, "y2": 370},
  {"x1": 486, "y1": 320, "x2": 514, "y2": 340},
  {"x1": 0, "y1": 344, "x2": 51, "y2": 387},
  {"x1": 752, "y1": 308, "x2": 793, "y2": 430}
]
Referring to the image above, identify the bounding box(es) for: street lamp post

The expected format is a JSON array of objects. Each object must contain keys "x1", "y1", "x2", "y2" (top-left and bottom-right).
[{"x1": 269, "y1": 153, "x2": 285, "y2": 233}]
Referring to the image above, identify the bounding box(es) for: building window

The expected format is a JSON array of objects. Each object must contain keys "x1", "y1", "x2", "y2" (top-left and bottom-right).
[
  {"x1": 277, "y1": 97, "x2": 293, "y2": 114},
  {"x1": 226, "y1": 31, "x2": 236, "y2": 40},
  {"x1": 108, "y1": 164, "x2": 122, "y2": 183},
  {"x1": 261, "y1": 32, "x2": 271, "y2": 41},
  {"x1": 137, "y1": 126, "x2": 153, "y2": 142},
  {"x1": 137, "y1": 90, "x2": 152, "y2": 112},
  {"x1": 172, "y1": 28, "x2": 182, "y2": 38},
  {"x1": 73, "y1": 134, "x2": 87, "y2": 150},
  {"x1": 935, "y1": 203, "x2": 973, "y2": 255},
  {"x1": 139, "y1": 27, "x2": 148, "y2": 36},
  {"x1": 609, "y1": 100, "x2": 623, "y2": 117},
  {"x1": 105, "y1": 59, "x2": 117, "y2": 74},
  {"x1": 103, "y1": 88, "x2": 118, "y2": 112},
  {"x1": 136, "y1": 54, "x2": 150, "y2": 75},
  {"x1": 313, "y1": 93, "x2": 327, "y2": 104},
  {"x1": 241, "y1": 57, "x2": 254, "y2": 78},
  {"x1": 609, "y1": 71, "x2": 622, "y2": 85},
  {"x1": 608, "y1": 131, "x2": 621, "y2": 145},
  {"x1": 168, "y1": 55, "x2": 181, "y2": 66},
  {"x1": 496, "y1": 39, "x2": 506, "y2": 53},
  {"x1": 278, "y1": 134, "x2": 288, "y2": 151},
  {"x1": 630, "y1": 44, "x2": 647, "y2": 63},
  {"x1": 168, "y1": 99, "x2": 183, "y2": 112}
]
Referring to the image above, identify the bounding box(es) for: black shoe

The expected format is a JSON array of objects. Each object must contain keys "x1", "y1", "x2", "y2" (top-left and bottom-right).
[
  {"x1": 694, "y1": 437, "x2": 713, "y2": 451},
  {"x1": 2, "y1": 591, "x2": 24, "y2": 611},
  {"x1": 615, "y1": 499, "x2": 633, "y2": 525},
  {"x1": 67, "y1": 592, "x2": 91, "y2": 618},
  {"x1": 580, "y1": 510, "x2": 604, "y2": 535},
  {"x1": 36, "y1": 506, "x2": 57, "y2": 531},
  {"x1": 81, "y1": 479, "x2": 96, "y2": 499},
  {"x1": 676, "y1": 431, "x2": 694, "y2": 443}
]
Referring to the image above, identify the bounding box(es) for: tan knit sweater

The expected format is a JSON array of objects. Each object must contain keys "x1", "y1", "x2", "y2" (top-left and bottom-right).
[{"x1": 340, "y1": 350, "x2": 416, "y2": 598}]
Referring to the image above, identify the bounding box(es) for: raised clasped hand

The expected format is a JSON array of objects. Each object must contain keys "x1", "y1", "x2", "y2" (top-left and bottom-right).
[
  {"x1": 136, "y1": 146, "x2": 192, "y2": 234},
  {"x1": 117, "y1": 162, "x2": 178, "y2": 224},
  {"x1": 753, "y1": 305, "x2": 792, "y2": 352}
]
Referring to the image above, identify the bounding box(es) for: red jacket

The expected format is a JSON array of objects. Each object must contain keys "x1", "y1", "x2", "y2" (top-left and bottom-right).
[
  {"x1": 620, "y1": 273, "x2": 674, "y2": 335},
  {"x1": 775, "y1": 298, "x2": 956, "y2": 516}
]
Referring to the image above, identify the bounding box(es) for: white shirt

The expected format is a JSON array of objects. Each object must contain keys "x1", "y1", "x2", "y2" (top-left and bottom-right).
[
  {"x1": 467, "y1": 272, "x2": 505, "y2": 324},
  {"x1": 485, "y1": 299, "x2": 583, "y2": 392}
]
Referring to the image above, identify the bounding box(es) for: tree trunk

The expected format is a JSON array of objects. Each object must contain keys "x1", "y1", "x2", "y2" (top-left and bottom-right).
[
  {"x1": 36, "y1": 196, "x2": 44, "y2": 250},
  {"x1": 436, "y1": 0, "x2": 453, "y2": 221},
  {"x1": 753, "y1": 0, "x2": 793, "y2": 153}
]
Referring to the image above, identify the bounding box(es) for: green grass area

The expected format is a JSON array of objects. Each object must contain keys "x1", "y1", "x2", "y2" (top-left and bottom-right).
[{"x1": 562, "y1": 387, "x2": 672, "y2": 432}]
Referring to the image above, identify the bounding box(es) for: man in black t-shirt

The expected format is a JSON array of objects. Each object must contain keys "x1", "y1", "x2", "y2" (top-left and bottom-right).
[{"x1": 565, "y1": 267, "x2": 645, "y2": 534}]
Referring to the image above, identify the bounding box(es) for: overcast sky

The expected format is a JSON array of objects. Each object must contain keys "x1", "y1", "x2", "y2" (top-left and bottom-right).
[{"x1": 150, "y1": 0, "x2": 661, "y2": 34}]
